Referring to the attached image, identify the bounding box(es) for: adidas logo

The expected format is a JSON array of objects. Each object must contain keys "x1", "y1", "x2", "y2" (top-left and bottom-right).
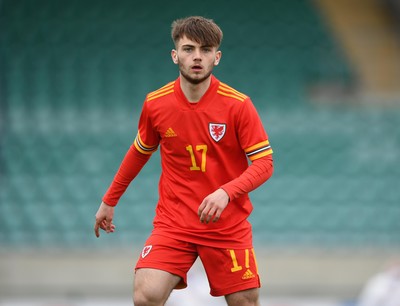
[
  {"x1": 242, "y1": 269, "x2": 255, "y2": 280},
  {"x1": 165, "y1": 128, "x2": 177, "y2": 137}
]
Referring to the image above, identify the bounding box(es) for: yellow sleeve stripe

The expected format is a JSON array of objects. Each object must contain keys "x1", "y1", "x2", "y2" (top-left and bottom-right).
[
  {"x1": 245, "y1": 140, "x2": 273, "y2": 161},
  {"x1": 134, "y1": 133, "x2": 158, "y2": 155},
  {"x1": 217, "y1": 90, "x2": 246, "y2": 102},
  {"x1": 148, "y1": 81, "x2": 175, "y2": 96},
  {"x1": 134, "y1": 141, "x2": 152, "y2": 155},
  {"x1": 146, "y1": 82, "x2": 175, "y2": 101},
  {"x1": 147, "y1": 89, "x2": 174, "y2": 102},
  {"x1": 147, "y1": 85, "x2": 174, "y2": 98},
  {"x1": 248, "y1": 149, "x2": 273, "y2": 161},
  {"x1": 219, "y1": 83, "x2": 248, "y2": 100},
  {"x1": 245, "y1": 140, "x2": 270, "y2": 153},
  {"x1": 137, "y1": 133, "x2": 155, "y2": 149}
]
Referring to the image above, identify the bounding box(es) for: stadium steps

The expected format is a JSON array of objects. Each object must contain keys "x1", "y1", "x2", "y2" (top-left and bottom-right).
[{"x1": 315, "y1": 0, "x2": 400, "y2": 100}]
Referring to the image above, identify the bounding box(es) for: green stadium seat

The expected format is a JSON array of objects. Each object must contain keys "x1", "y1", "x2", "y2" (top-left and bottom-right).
[{"x1": 0, "y1": 0, "x2": 399, "y2": 249}]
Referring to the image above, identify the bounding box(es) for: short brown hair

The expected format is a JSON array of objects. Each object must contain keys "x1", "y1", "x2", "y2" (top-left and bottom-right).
[{"x1": 171, "y1": 16, "x2": 223, "y2": 48}]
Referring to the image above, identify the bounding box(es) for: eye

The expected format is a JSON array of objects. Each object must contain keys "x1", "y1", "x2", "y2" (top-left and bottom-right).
[
  {"x1": 202, "y1": 47, "x2": 211, "y2": 53},
  {"x1": 183, "y1": 47, "x2": 192, "y2": 52}
]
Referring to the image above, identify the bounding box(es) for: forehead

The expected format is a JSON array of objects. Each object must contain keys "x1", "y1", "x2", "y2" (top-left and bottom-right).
[{"x1": 176, "y1": 35, "x2": 209, "y2": 48}]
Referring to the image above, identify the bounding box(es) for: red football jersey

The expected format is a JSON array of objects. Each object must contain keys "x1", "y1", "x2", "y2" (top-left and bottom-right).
[{"x1": 134, "y1": 75, "x2": 272, "y2": 248}]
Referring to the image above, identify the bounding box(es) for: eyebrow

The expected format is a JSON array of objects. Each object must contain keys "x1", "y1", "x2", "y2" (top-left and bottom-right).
[{"x1": 181, "y1": 44, "x2": 213, "y2": 48}]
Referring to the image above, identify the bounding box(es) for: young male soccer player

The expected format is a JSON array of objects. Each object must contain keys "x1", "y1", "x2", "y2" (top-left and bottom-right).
[{"x1": 94, "y1": 16, "x2": 274, "y2": 306}]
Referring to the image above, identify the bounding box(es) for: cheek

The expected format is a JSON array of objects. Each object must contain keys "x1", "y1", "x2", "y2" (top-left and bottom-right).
[
  {"x1": 177, "y1": 56, "x2": 188, "y2": 65},
  {"x1": 177, "y1": 59, "x2": 189, "y2": 71}
]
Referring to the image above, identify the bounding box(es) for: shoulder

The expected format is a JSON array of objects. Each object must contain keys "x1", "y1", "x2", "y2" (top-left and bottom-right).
[
  {"x1": 145, "y1": 81, "x2": 176, "y2": 103},
  {"x1": 216, "y1": 81, "x2": 249, "y2": 103}
]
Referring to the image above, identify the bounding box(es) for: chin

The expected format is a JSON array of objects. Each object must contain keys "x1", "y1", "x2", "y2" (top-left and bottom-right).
[{"x1": 181, "y1": 71, "x2": 212, "y2": 85}]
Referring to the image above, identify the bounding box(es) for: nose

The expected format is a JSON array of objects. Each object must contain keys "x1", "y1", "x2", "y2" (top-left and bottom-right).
[{"x1": 193, "y1": 49, "x2": 202, "y2": 61}]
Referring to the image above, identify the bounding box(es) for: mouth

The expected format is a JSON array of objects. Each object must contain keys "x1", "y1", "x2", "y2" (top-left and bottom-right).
[{"x1": 191, "y1": 65, "x2": 203, "y2": 72}]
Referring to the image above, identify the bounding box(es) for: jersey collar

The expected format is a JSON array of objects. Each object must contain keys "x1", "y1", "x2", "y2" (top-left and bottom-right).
[{"x1": 174, "y1": 75, "x2": 219, "y2": 110}]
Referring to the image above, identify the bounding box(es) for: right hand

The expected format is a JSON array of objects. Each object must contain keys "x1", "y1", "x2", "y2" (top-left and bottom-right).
[
  {"x1": 198, "y1": 188, "x2": 229, "y2": 224},
  {"x1": 94, "y1": 201, "x2": 116, "y2": 238}
]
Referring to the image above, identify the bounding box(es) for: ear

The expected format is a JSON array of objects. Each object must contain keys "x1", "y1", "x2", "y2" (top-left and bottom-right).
[
  {"x1": 171, "y1": 49, "x2": 178, "y2": 64},
  {"x1": 214, "y1": 50, "x2": 222, "y2": 66}
]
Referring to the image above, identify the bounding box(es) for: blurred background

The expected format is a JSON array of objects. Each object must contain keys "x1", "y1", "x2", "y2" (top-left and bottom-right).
[{"x1": 0, "y1": 0, "x2": 400, "y2": 305}]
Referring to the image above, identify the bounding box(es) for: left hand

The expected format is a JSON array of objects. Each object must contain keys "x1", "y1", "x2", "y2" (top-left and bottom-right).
[
  {"x1": 198, "y1": 188, "x2": 229, "y2": 224},
  {"x1": 94, "y1": 201, "x2": 116, "y2": 238}
]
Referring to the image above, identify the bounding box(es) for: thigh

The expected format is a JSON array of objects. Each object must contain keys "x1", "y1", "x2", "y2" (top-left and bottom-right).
[
  {"x1": 225, "y1": 288, "x2": 260, "y2": 306},
  {"x1": 134, "y1": 268, "x2": 181, "y2": 305},
  {"x1": 198, "y1": 246, "x2": 261, "y2": 297},
  {"x1": 135, "y1": 234, "x2": 198, "y2": 289}
]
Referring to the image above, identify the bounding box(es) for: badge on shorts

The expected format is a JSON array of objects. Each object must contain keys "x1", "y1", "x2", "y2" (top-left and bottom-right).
[
  {"x1": 141, "y1": 245, "x2": 152, "y2": 258},
  {"x1": 209, "y1": 123, "x2": 226, "y2": 142}
]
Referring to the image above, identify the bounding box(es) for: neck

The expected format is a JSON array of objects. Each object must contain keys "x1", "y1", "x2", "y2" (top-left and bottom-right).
[{"x1": 179, "y1": 75, "x2": 212, "y2": 103}]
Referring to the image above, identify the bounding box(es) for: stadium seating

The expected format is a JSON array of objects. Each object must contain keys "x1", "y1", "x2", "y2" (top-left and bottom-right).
[{"x1": 0, "y1": 0, "x2": 399, "y2": 249}]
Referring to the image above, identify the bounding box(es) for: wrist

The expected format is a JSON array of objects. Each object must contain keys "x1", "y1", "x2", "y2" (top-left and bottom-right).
[
  {"x1": 219, "y1": 187, "x2": 231, "y2": 202},
  {"x1": 102, "y1": 200, "x2": 116, "y2": 207}
]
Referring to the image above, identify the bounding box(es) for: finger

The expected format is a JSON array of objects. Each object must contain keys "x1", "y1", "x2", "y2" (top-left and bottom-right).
[
  {"x1": 94, "y1": 220, "x2": 101, "y2": 238},
  {"x1": 198, "y1": 201, "x2": 206, "y2": 217},
  {"x1": 212, "y1": 210, "x2": 222, "y2": 223},
  {"x1": 101, "y1": 220, "x2": 116, "y2": 232},
  {"x1": 205, "y1": 207, "x2": 217, "y2": 224},
  {"x1": 199, "y1": 203, "x2": 210, "y2": 223},
  {"x1": 106, "y1": 217, "x2": 112, "y2": 233},
  {"x1": 105, "y1": 222, "x2": 116, "y2": 232},
  {"x1": 100, "y1": 220, "x2": 107, "y2": 230},
  {"x1": 200, "y1": 207, "x2": 208, "y2": 223}
]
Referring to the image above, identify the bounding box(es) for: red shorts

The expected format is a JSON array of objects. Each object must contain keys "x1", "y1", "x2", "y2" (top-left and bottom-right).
[{"x1": 135, "y1": 234, "x2": 261, "y2": 296}]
